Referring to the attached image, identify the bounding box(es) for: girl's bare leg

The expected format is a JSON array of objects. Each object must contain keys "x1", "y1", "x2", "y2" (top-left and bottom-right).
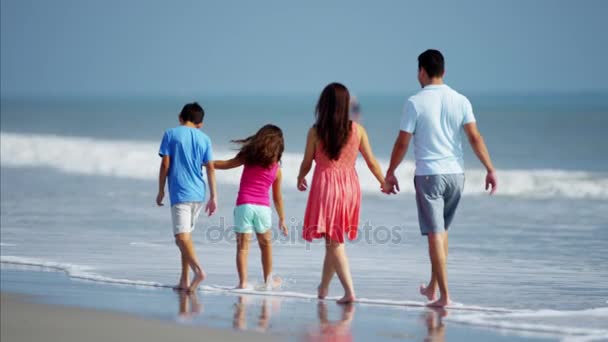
[{"x1": 236, "y1": 233, "x2": 250, "y2": 289}]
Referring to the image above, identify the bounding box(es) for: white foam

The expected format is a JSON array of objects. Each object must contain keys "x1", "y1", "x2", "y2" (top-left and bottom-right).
[
  {"x1": 0, "y1": 255, "x2": 168, "y2": 288},
  {"x1": 0, "y1": 243, "x2": 17, "y2": 247},
  {"x1": 2, "y1": 132, "x2": 607, "y2": 199}
]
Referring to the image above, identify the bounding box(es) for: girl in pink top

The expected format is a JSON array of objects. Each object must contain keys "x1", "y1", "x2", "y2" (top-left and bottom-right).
[
  {"x1": 297, "y1": 83, "x2": 385, "y2": 303},
  {"x1": 215, "y1": 125, "x2": 288, "y2": 289}
]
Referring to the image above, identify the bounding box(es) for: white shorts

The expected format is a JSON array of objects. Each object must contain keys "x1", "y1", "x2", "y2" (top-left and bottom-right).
[{"x1": 171, "y1": 202, "x2": 203, "y2": 235}]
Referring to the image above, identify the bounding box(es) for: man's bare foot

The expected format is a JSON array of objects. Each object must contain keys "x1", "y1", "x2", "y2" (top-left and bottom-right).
[
  {"x1": 236, "y1": 282, "x2": 248, "y2": 289},
  {"x1": 420, "y1": 284, "x2": 436, "y2": 301},
  {"x1": 173, "y1": 279, "x2": 189, "y2": 291},
  {"x1": 317, "y1": 285, "x2": 328, "y2": 299},
  {"x1": 426, "y1": 297, "x2": 451, "y2": 308},
  {"x1": 187, "y1": 269, "x2": 206, "y2": 293},
  {"x1": 336, "y1": 294, "x2": 355, "y2": 304}
]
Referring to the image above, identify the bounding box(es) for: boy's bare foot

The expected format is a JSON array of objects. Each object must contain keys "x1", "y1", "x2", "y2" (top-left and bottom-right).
[
  {"x1": 426, "y1": 297, "x2": 451, "y2": 308},
  {"x1": 188, "y1": 269, "x2": 206, "y2": 293},
  {"x1": 317, "y1": 285, "x2": 328, "y2": 299},
  {"x1": 336, "y1": 294, "x2": 356, "y2": 304},
  {"x1": 419, "y1": 284, "x2": 436, "y2": 301}
]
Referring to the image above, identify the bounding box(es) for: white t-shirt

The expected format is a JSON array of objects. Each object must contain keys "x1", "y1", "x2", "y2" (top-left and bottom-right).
[{"x1": 400, "y1": 84, "x2": 476, "y2": 176}]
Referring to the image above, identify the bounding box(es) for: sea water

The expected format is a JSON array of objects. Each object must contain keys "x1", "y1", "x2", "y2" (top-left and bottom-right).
[{"x1": 1, "y1": 94, "x2": 607, "y2": 340}]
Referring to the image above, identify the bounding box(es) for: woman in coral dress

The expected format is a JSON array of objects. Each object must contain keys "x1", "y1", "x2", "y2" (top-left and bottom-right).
[{"x1": 297, "y1": 82, "x2": 385, "y2": 303}]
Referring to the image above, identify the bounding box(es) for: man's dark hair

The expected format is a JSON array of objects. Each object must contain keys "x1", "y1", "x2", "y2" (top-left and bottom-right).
[
  {"x1": 179, "y1": 102, "x2": 205, "y2": 124},
  {"x1": 418, "y1": 49, "x2": 445, "y2": 78}
]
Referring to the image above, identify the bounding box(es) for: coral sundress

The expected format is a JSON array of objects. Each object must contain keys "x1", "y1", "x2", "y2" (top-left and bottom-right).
[{"x1": 303, "y1": 121, "x2": 361, "y2": 243}]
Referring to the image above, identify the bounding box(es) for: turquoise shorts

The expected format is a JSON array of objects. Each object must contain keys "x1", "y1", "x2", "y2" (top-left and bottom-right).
[{"x1": 233, "y1": 204, "x2": 272, "y2": 234}]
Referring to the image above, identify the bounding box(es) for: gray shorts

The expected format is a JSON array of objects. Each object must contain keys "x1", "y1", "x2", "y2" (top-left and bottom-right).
[
  {"x1": 414, "y1": 174, "x2": 464, "y2": 236},
  {"x1": 171, "y1": 202, "x2": 203, "y2": 236}
]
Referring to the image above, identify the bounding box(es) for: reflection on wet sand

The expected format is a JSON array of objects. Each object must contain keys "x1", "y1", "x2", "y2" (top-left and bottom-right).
[
  {"x1": 177, "y1": 291, "x2": 203, "y2": 321},
  {"x1": 423, "y1": 307, "x2": 447, "y2": 342},
  {"x1": 307, "y1": 302, "x2": 355, "y2": 342},
  {"x1": 232, "y1": 295, "x2": 281, "y2": 333}
]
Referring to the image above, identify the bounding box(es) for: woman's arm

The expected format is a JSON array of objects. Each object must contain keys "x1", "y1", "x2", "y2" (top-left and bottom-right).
[
  {"x1": 358, "y1": 124, "x2": 385, "y2": 187},
  {"x1": 272, "y1": 168, "x2": 288, "y2": 235},
  {"x1": 297, "y1": 127, "x2": 317, "y2": 191},
  {"x1": 214, "y1": 156, "x2": 244, "y2": 170}
]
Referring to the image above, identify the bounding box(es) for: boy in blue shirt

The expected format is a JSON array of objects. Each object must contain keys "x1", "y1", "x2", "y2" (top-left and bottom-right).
[{"x1": 156, "y1": 102, "x2": 217, "y2": 293}]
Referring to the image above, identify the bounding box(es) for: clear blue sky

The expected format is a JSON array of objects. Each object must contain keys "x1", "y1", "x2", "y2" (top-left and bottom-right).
[{"x1": 1, "y1": 0, "x2": 607, "y2": 96}]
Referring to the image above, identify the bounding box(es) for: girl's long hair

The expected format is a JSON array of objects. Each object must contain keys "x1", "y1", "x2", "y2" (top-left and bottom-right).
[
  {"x1": 315, "y1": 82, "x2": 352, "y2": 160},
  {"x1": 232, "y1": 124, "x2": 284, "y2": 168}
]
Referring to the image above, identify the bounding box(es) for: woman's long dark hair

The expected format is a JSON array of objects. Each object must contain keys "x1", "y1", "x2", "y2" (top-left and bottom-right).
[
  {"x1": 315, "y1": 82, "x2": 351, "y2": 160},
  {"x1": 232, "y1": 124, "x2": 284, "y2": 168}
]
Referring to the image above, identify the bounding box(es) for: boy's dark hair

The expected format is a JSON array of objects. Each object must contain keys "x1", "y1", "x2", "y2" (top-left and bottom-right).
[
  {"x1": 233, "y1": 124, "x2": 284, "y2": 168},
  {"x1": 418, "y1": 49, "x2": 445, "y2": 78},
  {"x1": 179, "y1": 102, "x2": 205, "y2": 124}
]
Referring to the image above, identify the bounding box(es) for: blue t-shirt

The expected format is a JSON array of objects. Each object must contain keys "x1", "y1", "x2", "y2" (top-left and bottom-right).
[
  {"x1": 158, "y1": 126, "x2": 213, "y2": 206},
  {"x1": 400, "y1": 84, "x2": 476, "y2": 176}
]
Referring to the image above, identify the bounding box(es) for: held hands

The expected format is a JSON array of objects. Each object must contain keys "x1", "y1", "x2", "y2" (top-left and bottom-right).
[
  {"x1": 485, "y1": 171, "x2": 498, "y2": 195},
  {"x1": 279, "y1": 219, "x2": 288, "y2": 236},
  {"x1": 382, "y1": 173, "x2": 400, "y2": 195},
  {"x1": 156, "y1": 191, "x2": 165, "y2": 206},
  {"x1": 205, "y1": 197, "x2": 217, "y2": 216}
]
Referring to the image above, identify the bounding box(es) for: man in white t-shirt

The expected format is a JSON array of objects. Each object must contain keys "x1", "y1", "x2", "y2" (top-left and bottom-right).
[{"x1": 382, "y1": 49, "x2": 497, "y2": 307}]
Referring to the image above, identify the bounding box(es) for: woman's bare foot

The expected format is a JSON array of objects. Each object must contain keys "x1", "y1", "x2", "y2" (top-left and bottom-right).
[
  {"x1": 187, "y1": 269, "x2": 206, "y2": 293},
  {"x1": 236, "y1": 282, "x2": 248, "y2": 289},
  {"x1": 426, "y1": 297, "x2": 451, "y2": 308},
  {"x1": 419, "y1": 284, "x2": 436, "y2": 301},
  {"x1": 317, "y1": 285, "x2": 329, "y2": 299},
  {"x1": 336, "y1": 294, "x2": 356, "y2": 304}
]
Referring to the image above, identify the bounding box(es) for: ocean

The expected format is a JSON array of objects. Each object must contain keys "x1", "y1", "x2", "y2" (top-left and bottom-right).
[{"x1": 1, "y1": 93, "x2": 607, "y2": 341}]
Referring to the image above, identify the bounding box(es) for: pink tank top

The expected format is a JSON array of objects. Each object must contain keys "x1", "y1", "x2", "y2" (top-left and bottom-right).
[{"x1": 236, "y1": 163, "x2": 280, "y2": 207}]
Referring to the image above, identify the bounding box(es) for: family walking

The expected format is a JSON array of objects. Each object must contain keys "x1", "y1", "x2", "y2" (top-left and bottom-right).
[{"x1": 155, "y1": 49, "x2": 497, "y2": 307}]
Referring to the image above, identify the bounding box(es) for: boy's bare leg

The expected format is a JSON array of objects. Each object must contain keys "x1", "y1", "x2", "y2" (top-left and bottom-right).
[
  {"x1": 175, "y1": 232, "x2": 205, "y2": 293},
  {"x1": 421, "y1": 233, "x2": 448, "y2": 301},
  {"x1": 236, "y1": 233, "x2": 250, "y2": 289},
  {"x1": 257, "y1": 231, "x2": 281, "y2": 288},
  {"x1": 326, "y1": 239, "x2": 355, "y2": 304},
  {"x1": 319, "y1": 236, "x2": 336, "y2": 299},
  {"x1": 177, "y1": 251, "x2": 189, "y2": 290},
  {"x1": 426, "y1": 232, "x2": 451, "y2": 307}
]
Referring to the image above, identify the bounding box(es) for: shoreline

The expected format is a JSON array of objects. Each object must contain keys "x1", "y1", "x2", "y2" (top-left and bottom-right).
[{"x1": 0, "y1": 266, "x2": 566, "y2": 342}]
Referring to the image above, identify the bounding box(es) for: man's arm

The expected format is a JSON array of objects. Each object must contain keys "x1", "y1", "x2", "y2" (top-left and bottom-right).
[
  {"x1": 205, "y1": 162, "x2": 218, "y2": 215},
  {"x1": 383, "y1": 131, "x2": 412, "y2": 194},
  {"x1": 464, "y1": 122, "x2": 497, "y2": 194},
  {"x1": 156, "y1": 156, "x2": 170, "y2": 206}
]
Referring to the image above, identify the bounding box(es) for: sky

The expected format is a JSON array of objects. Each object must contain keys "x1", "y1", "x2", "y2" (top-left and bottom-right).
[{"x1": 1, "y1": 0, "x2": 607, "y2": 96}]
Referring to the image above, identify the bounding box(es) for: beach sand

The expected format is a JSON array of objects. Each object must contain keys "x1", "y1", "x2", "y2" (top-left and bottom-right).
[{"x1": 1, "y1": 292, "x2": 278, "y2": 342}]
